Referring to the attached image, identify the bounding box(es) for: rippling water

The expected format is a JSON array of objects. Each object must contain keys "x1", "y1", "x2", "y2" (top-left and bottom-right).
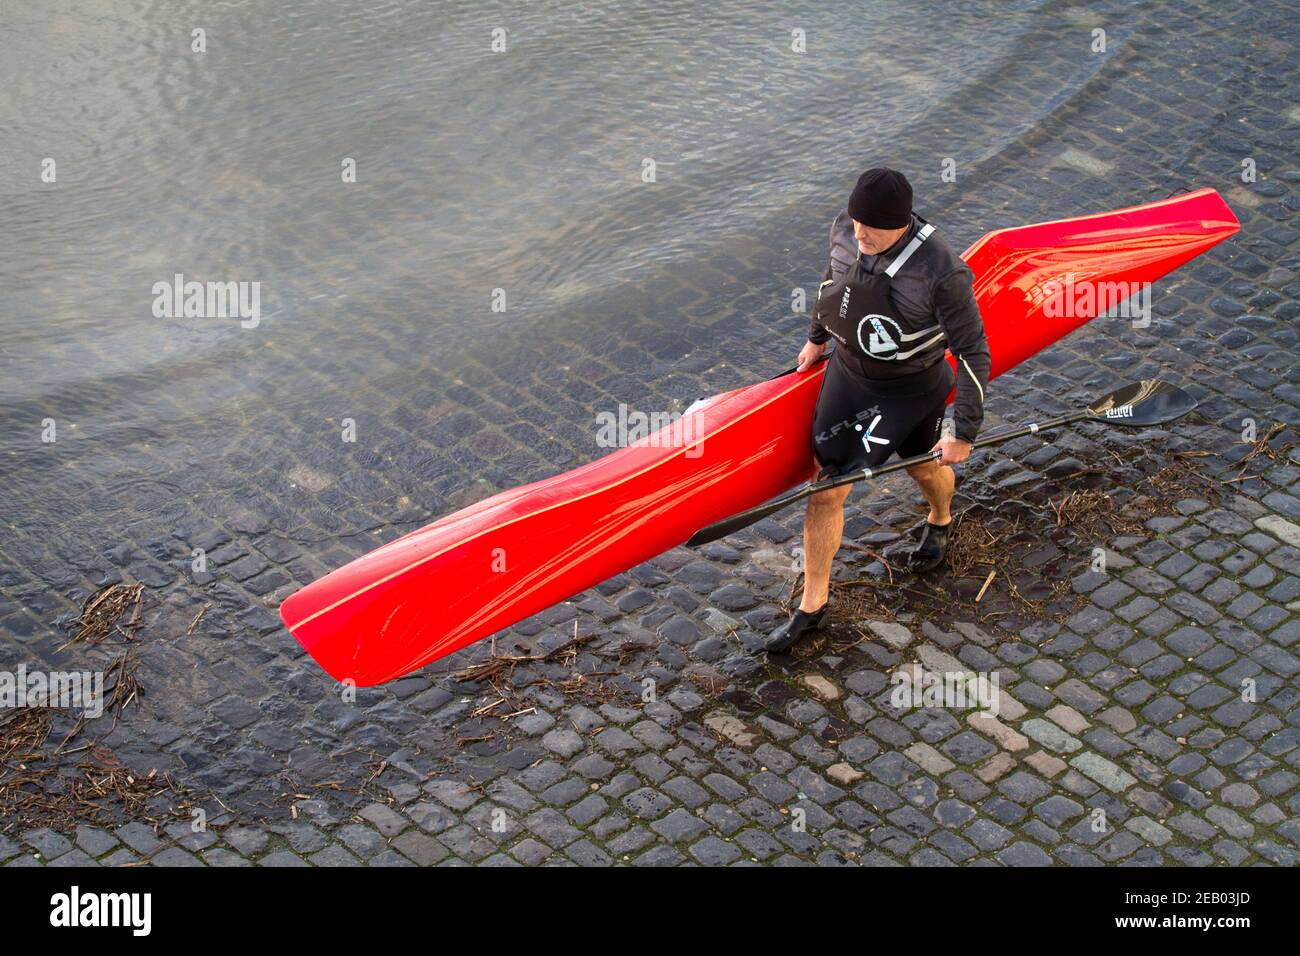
[{"x1": 3, "y1": 0, "x2": 1136, "y2": 546}]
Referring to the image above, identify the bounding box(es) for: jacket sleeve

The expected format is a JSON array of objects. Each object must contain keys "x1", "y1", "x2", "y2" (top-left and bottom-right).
[
  {"x1": 808, "y1": 258, "x2": 833, "y2": 345},
  {"x1": 933, "y1": 265, "x2": 990, "y2": 443},
  {"x1": 809, "y1": 211, "x2": 853, "y2": 345}
]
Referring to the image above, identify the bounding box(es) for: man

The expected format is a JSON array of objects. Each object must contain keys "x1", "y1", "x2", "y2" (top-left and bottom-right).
[{"x1": 766, "y1": 168, "x2": 990, "y2": 653}]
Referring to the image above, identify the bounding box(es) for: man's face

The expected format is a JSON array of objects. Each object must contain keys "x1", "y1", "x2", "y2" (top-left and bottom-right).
[{"x1": 853, "y1": 219, "x2": 909, "y2": 255}]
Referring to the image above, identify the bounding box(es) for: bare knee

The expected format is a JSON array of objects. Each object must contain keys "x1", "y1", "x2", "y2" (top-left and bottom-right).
[
  {"x1": 907, "y1": 460, "x2": 946, "y2": 483},
  {"x1": 808, "y1": 484, "x2": 852, "y2": 511}
]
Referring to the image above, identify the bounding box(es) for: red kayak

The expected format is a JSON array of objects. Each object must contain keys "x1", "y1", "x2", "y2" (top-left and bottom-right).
[{"x1": 281, "y1": 189, "x2": 1238, "y2": 686}]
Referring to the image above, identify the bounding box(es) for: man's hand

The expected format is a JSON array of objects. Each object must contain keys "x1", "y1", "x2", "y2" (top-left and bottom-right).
[
  {"x1": 932, "y1": 434, "x2": 972, "y2": 465},
  {"x1": 797, "y1": 340, "x2": 829, "y2": 372}
]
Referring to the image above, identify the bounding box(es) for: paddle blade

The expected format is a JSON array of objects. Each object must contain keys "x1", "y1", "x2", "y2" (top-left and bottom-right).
[{"x1": 1085, "y1": 379, "x2": 1196, "y2": 426}]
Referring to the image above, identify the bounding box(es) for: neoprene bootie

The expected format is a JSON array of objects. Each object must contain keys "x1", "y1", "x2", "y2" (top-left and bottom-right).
[
  {"x1": 764, "y1": 603, "x2": 829, "y2": 653},
  {"x1": 908, "y1": 520, "x2": 952, "y2": 573}
]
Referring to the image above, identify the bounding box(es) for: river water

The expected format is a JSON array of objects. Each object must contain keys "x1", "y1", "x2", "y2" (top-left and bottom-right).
[{"x1": 0, "y1": 0, "x2": 1221, "y2": 591}]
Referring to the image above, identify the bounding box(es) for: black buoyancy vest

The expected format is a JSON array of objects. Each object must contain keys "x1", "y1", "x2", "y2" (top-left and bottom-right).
[{"x1": 813, "y1": 223, "x2": 948, "y2": 369}]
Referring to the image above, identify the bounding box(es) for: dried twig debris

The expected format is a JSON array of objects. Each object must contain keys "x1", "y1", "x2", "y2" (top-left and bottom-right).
[{"x1": 62, "y1": 582, "x2": 147, "y2": 648}]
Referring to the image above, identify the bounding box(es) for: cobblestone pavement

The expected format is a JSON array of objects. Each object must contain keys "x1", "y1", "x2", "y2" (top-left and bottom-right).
[{"x1": 2, "y1": 0, "x2": 1298, "y2": 865}]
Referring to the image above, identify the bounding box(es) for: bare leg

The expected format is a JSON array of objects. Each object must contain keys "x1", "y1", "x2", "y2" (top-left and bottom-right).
[
  {"x1": 905, "y1": 459, "x2": 955, "y2": 525},
  {"x1": 799, "y1": 483, "x2": 853, "y2": 611}
]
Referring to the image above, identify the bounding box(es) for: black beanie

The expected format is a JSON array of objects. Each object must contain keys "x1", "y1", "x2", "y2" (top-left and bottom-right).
[{"x1": 847, "y1": 168, "x2": 913, "y2": 229}]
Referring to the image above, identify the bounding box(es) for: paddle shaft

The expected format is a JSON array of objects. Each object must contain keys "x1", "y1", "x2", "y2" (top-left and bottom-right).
[
  {"x1": 819, "y1": 408, "x2": 1090, "y2": 490},
  {"x1": 685, "y1": 409, "x2": 1092, "y2": 546},
  {"x1": 689, "y1": 376, "x2": 1196, "y2": 547}
]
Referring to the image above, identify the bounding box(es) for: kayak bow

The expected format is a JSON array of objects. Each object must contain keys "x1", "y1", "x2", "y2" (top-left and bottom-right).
[{"x1": 280, "y1": 189, "x2": 1239, "y2": 685}]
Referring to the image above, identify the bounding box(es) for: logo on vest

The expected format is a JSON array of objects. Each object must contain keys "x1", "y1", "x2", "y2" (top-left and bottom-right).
[{"x1": 857, "y1": 314, "x2": 904, "y2": 360}]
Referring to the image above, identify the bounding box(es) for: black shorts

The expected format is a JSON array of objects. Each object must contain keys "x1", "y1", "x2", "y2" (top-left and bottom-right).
[{"x1": 811, "y1": 353, "x2": 955, "y2": 476}]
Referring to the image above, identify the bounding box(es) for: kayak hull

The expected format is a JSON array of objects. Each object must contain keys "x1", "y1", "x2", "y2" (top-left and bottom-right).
[{"x1": 280, "y1": 189, "x2": 1239, "y2": 685}]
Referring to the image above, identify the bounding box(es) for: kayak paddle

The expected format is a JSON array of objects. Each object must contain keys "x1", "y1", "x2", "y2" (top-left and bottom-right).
[{"x1": 686, "y1": 379, "x2": 1196, "y2": 546}]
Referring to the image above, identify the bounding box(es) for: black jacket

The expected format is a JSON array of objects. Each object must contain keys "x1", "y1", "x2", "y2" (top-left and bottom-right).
[{"x1": 809, "y1": 212, "x2": 991, "y2": 442}]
